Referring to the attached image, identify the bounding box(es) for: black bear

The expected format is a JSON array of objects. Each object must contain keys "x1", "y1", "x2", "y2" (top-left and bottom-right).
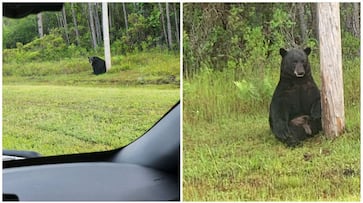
[
  {"x1": 269, "y1": 47, "x2": 322, "y2": 147},
  {"x1": 88, "y1": 56, "x2": 106, "y2": 75}
]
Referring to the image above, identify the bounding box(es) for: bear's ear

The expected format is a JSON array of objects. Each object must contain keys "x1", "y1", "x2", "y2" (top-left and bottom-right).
[
  {"x1": 304, "y1": 47, "x2": 311, "y2": 56},
  {"x1": 279, "y1": 48, "x2": 288, "y2": 57}
]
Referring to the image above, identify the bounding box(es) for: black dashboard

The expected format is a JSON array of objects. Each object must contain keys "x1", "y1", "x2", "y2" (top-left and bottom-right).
[
  {"x1": 4, "y1": 162, "x2": 178, "y2": 201},
  {"x1": 3, "y1": 102, "x2": 180, "y2": 201}
]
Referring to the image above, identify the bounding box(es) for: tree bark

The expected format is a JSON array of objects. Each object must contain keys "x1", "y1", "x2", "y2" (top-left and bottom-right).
[
  {"x1": 297, "y1": 3, "x2": 307, "y2": 45},
  {"x1": 94, "y1": 3, "x2": 102, "y2": 45},
  {"x1": 352, "y1": 3, "x2": 360, "y2": 37},
  {"x1": 102, "y1": 3, "x2": 111, "y2": 71},
  {"x1": 37, "y1": 13, "x2": 43, "y2": 38},
  {"x1": 122, "y1": 3, "x2": 129, "y2": 33},
  {"x1": 62, "y1": 6, "x2": 70, "y2": 46},
  {"x1": 159, "y1": 3, "x2": 168, "y2": 46},
  {"x1": 71, "y1": 3, "x2": 80, "y2": 46},
  {"x1": 310, "y1": 3, "x2": 319, "y2": 42},
  {"x1": 317, "y1": 3, "x2": 345, "y2": 138},
  {"x1": 173, "y1": 3, "x2": 180, "y2": 47},
  {"x1": 166, "y1": 3, "x2": 173, "y2": 49},
  {"x1": 108, "y1": 3, "x2": 112, "y2": 30},
  {"x1": 88, "y1": 3, "x2": 97, "y2": 50}
]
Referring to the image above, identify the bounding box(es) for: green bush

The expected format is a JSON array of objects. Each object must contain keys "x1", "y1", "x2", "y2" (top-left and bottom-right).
[
  {"x1": 3, "y1": 16, "x2": 38, "y2": 48},
  {"x1": 3, "y1": 28, "x2": 91, "y2": 63}
]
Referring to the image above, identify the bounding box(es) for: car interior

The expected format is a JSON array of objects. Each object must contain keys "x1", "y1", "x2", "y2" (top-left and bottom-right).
[{"x1": 3, "y1": 102, "x2": 180, "y2": 201}]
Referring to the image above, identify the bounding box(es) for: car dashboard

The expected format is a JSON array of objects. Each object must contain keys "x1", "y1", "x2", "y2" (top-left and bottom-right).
[
  {"x1": 3, "y1": 162, "x2": 178, "y2": 201},
  {"x1": 3, "y1": 102, "x2": 180, "y2": 201}
]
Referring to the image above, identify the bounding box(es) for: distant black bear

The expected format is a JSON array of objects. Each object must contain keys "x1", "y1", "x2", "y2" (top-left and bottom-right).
[
  {"x1": 269, "y1": 47, "x2": 322, "y2": 147},
  {"x1": 88, "y1": 56, "x2": 106, "y2": 75}
]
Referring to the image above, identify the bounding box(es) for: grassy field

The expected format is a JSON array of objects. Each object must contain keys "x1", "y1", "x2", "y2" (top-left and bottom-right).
[
  {"x1": 3, "y1": 51, "x2": 180, "y2": 156},
  {"x1": 3, "y1": 51, "x2": 180, "y2": 87},
  {"x1": 183, "y1": 57, "x2": 360, "y2": 201}
]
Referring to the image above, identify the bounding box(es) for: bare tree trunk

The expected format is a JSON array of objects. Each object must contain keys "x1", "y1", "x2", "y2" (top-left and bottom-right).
[
  {"x1": 317, "y1": 3, "x2": 345, "y2": 138},
  {"x1": 352, "y1": 3, "x2": 360, "y2": 37},
  {"x1": 166, "y1": 3, "x2": 173, "y2": 49},
  {"x1": 310, "y1": 3, "x2": 319, "y2": 41},
  {"x1": 71, "y1": 3, "x2": 80, "y2": 46},
  {"x1": 56, "y1": 13, "x2": 62, "y2": 29},
  {"x1": 88, "y1": 3, "x2": 97, "y2": 50},
  {"x1": 37, "y1": 13, "x2": 43, "y2": 38},
  {"x1": 108, "y1": 3, "x2": 112, "y2": 30},
  {"x1": 62, "y1": 6, "x2": 70, "y2": 46},
  {"x1": 297, "y1": 3, "x2": 307, "y2": 45},
  {"x1": 159, "y1": 3, "x2": 168, "y2": 46},
  {"x1": 122, "y1": 3, "x2": 128, "y2": 33},
  {"x1": 102, "y1": 3, "x2": 111, "y2": 71},
  {"x1": 94, "y1": 3, "x2": 102, "y2": 45},
  {"x1": 173, "y1": 3, "x2": 180, "y2": 47}
]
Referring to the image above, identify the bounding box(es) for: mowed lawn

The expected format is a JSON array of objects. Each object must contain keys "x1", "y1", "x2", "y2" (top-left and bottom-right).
[{"x1": 3, "y1": 85, "x2": 179, "y2": 156}]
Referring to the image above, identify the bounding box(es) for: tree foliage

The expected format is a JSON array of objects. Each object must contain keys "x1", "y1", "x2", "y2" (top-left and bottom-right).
[
  {"x1": 3, "y1": 2, "x2": 180, "y2": 61},
  {"x1": 183, "y1": 3, "x2": 360, "y2": 78}
]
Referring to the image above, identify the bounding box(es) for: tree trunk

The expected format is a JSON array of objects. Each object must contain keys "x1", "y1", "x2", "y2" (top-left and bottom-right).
[
  {"x1": 311, "y1": 3, "x2": 319, "y2": 42},
  {"x1": 37, "y1": 13, "x2": 43, "y2": 38},
  {"x1": 297, "y1": 3, "x2": 307, "y2": 45},
  {"x1": 102, "y1": 3, "x2": 111, "y2": 71},
  {"x1": 71, "y1": 3, "x2": 80, "y2": 46},
  {"x1": 352, "y1": 3, "x2": 360, "y2": 37},
  {"x1": 173, "y1": 3, "x2": 180, "y2": 47},
  {"x1": 166, "y1": 3, "x2": 173, "y2": 49},
  {"x1": 122, "y1": 3, "x2": 129, "y2": 33},
  {"x1": 94, "y1": 3, "x2": 102, "y2": 45},
  {"x1": 56, "y1": 13, "x2": 62, "y2": 29},
  {"x1": 62, "y1": 6, "x2": 70, "y2": 46},
  {"x1": 88, "y1": 3, "x2": 97, "y2": 50},
  {"x1": 159, "y1": 3, "x2": 168, "y2": 46},
  {"x1": 317, "y1": 3, "x2": 345, "y2": 138},
  {"x1": 108, "y1": 3, "x2": 112, "y2": 30}
]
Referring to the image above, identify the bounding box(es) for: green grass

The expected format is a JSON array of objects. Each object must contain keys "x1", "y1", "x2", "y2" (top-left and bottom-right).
[
  {"x1": 183, "y1": 57, "x2": 360, "y2": 201},
  {"x1": 3, "y1": 50, "x2": 180, "y2": 156},
  {"x1": 3, "y1": 85, "x2": 179, "y2": 156},
  {"x1": 3, "y1": 51, "x2": 180, "y2": 87}
]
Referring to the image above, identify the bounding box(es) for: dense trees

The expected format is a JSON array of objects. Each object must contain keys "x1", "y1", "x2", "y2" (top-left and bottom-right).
[
  {"x1": 3, "y1": 3, "x2": 180, "y2": 55},
  {"x1": 183, "y1": 3, "x2": 360, "y2": 78}
]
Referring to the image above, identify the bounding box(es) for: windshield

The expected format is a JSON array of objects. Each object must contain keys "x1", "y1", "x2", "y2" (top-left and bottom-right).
[{"x1": 3, "y1": 2, "x2": 180, "y2": 157}]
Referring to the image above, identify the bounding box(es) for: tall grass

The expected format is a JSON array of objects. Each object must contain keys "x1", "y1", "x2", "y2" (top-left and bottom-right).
[
  {"x1": 3, "y1": 50, "x2": 180, "y2": 87},
  {"x1": 183, "y1": 55, "x2": 360, "y2": 201},
  {"x1": 183, "y1": 66, "x2": 278, "y2": 124}
]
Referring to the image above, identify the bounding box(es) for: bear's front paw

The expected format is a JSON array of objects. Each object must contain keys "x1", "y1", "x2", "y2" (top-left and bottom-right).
[
  {"x1": 275, "y1": 128, "x2": 290, "y2": 140},
  {"x1": 286, "y1": 138, "x2": 303, "y2": 148}
]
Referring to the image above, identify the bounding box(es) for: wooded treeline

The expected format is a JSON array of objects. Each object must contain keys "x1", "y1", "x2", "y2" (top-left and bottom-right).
[
  {"x1": 183, "y1": 3, "x2": 360, "y2": 78},
  {"x1": 3, "y1": 3, "x2": 180, "y2": 55}
]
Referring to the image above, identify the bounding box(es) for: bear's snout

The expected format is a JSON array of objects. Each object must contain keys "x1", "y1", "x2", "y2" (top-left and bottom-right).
[{"x1": 294, "y1": 65, "x2": 305, "y2": 77}]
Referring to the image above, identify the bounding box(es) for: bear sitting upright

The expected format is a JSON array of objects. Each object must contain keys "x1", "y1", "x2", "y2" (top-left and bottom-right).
[
  {"x1": 269, "y1": 47, "x2": 322, "y2": 147},
  {"x1": 88, "y1": 56, "x2": 106, "y2": 75}
]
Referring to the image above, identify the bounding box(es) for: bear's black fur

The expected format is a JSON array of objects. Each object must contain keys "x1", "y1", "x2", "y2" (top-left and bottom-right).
[
  {"x1": 88, "y1": 56, "x2": 106, "y2": 75},
  {"x1": 269, "y1": 47, "x2": 322, "y2": 147}
]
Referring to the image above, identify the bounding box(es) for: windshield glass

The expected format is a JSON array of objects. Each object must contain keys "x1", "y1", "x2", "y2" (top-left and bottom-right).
[{"x1": 3, "y1": 2, "x2": 180, "y2": 157}]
